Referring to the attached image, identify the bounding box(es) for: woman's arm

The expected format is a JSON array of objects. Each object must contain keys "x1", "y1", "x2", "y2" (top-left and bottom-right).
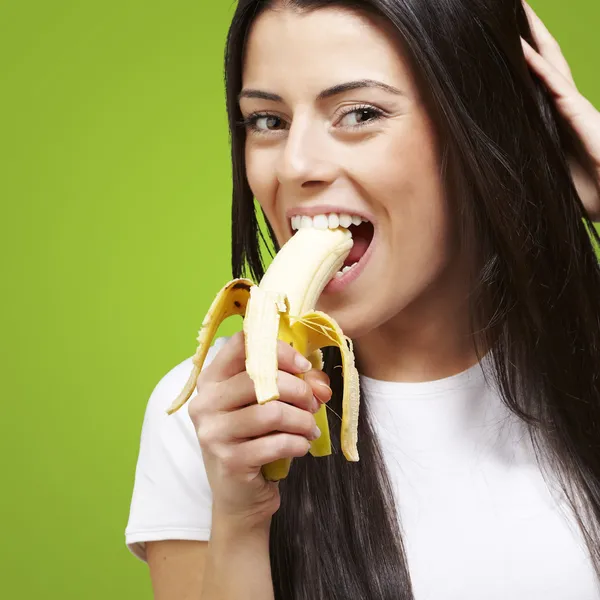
[
  {"x1": 522, "y1": 2, "x2": 600, "y2": 221},
  {"x1": 147, "y1": 541, "x2": 209, "y2": 600},
  {"x1": 147, "y1": 516, "x2": 274, "y2": 600},
  {"x1": 199, "y1": 515, "x2": 274, "y2": 600}
]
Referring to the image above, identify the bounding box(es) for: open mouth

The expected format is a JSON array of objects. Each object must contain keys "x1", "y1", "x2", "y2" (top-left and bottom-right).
[
  {"x1": 338, "y1": 219, "x2": 375, "y2": 276},
  {"x1": 290, "y1": 212, "x2": 375, "y2": 284}
]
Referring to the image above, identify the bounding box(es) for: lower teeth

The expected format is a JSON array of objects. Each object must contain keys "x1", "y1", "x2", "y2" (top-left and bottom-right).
[{"x1": 335, "y1": 262, "x2": 358, "y2": 278}]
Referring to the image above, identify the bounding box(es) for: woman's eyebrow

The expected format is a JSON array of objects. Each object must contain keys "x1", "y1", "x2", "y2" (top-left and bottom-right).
[
  {"x1": 238, "y1": 79, "x2": 403, "y2": 103},
  {"x1": 317, "y1": 79, "x2": 403, "y2": 99}
]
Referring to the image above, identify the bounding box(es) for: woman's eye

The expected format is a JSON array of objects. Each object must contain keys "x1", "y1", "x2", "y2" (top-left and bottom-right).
[
  {"x1": 338, "y1": 107, "x2": 382, "y2": 128},
  {"x1": 242, "y1": 107, "x2": 383, "y2": 134},
  {"x1": 251, "y1": 114, "x2": 287, "y2": 132}
]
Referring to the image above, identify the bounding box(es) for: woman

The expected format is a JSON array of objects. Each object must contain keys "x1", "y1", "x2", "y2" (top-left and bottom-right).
[{"x1": 125, "y1": 1, "x2": 600, "y2": 598}]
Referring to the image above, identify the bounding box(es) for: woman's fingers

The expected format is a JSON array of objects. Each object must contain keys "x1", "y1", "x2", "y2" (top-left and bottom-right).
[
  {"x1": 303, "y1": 368, "x2": 332, "y2": 406},
  {"x1": 236, "y1": 433, "x2": 313, "y2": 469},
  {"x1": 201, "y1": 331, "x2": 247, "y2": 382},
  {"x1": 523, "y1": 35, "x2": 600, "y2": 219},
  {"x1": 520, "y1": 5, "x2": 600, "y2": 220},
  {"x1": 521, "y1": 37, "x2": 592, "y2": 125},
  {"x1": 521, "y1": 38, "x2": 573, "y2": 101},
  {"x1": 212, "y1": 368, "x2": 318, "y2": 413},
  {"x1": 203, "y1": 332, "x2": 312, "y2": 384},
  {"x1": 522, "y1": 2, "x2": 574, "y2": 84},
  {"x1": 221, "y1": 401, "x2": 320, "y2": 441},
  {"x1": 522, "y1": 38, "x2": 600, "y2": 161}
]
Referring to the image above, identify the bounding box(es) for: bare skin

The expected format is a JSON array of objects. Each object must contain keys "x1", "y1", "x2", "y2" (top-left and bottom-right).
[{"x1": 147, "y1": 541, "x2": 208, "y2": 599}]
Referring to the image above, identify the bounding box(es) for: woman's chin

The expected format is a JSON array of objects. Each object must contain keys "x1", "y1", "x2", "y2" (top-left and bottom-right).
[{"x1": 312, "y1": 300, "x2": 370, "y2": 341}]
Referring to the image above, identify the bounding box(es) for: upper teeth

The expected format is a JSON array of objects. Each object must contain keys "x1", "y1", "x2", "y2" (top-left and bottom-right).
[{"x1": 291, "y1": 213, "x2": 368, "y2": 231}]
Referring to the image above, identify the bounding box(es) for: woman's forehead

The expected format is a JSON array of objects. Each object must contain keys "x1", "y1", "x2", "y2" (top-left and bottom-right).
[{"x1": 242, "y1": 6, "x2": 415, "y2": 96}]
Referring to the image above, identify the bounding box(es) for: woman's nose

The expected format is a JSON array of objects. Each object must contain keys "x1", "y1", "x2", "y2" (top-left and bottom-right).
[{"x1": 275, "y1": 119, "x2": 340, "y2": 188}]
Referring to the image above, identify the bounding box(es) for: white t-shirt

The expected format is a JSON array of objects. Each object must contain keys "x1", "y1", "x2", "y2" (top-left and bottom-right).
[{"x1": 125, "y1": 337, "x2": 599, "y2": 599}]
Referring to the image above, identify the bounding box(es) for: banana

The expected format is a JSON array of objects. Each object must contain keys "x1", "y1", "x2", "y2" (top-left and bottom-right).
[{"x1": 167, "y1": 227, "x2": 360, "y2": 481}]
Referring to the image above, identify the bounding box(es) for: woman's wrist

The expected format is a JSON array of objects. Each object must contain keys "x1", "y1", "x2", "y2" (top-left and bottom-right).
[
  {"x1": 211, "y1": 508, "x2": 272, "y2": 543},
  {"x1": 201, "y1": 510, "x2": 274, "y2": 600}
]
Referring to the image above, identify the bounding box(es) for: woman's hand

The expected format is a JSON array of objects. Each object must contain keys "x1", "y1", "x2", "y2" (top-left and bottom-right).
[
  {"x1": 188, "y1": 331, "x2": 332, "y2": 530},
  {"x1": 521, "y1": 2, "x2": 600, "y2": 221}
]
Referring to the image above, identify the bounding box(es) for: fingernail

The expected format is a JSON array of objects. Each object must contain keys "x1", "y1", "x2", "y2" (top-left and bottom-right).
[
  {"x1": 311, "y1": 396, "x2": 321, "y2": 413},
  {"x1": 309, "y1": 426, "x2": 321, "y2": 440},
  {"x1": 316, "y1": 381, "x2": 332, "y2": 399},
  {"x1": 295, "y1": 354, "x2": 312, "y2": 372}
]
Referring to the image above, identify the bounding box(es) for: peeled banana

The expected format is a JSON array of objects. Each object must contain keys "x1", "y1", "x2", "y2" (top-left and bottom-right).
[{"x1": 168, "y1": 226, "x2": 360, "y2": 481}]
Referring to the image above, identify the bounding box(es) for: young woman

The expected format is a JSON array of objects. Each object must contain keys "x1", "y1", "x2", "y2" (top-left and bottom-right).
[{"x1": 125, "y1": 1, "x2": 600, "y2": 598}]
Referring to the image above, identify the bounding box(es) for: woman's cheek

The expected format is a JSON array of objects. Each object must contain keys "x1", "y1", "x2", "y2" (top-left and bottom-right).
[
  {"x1": 246, "y1": 150, "x2": 277, "y2": 207},
  {"x1": 245, "y1": 148, "x2": 266, "y2": 192}
]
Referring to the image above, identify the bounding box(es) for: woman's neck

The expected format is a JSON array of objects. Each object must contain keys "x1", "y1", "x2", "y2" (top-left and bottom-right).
[{"x1": 354, "y1": 270, "x2": 482, "y2": 383}]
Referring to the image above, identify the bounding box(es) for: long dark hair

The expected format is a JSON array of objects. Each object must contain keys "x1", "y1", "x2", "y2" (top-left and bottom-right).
[{"x1": 224, "y1": 1, "x2": 600, "y2": 598}]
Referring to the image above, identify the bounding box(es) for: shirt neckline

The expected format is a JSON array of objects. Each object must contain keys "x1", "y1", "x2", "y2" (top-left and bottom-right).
[{"x1": 359, "y1": 351, "x2": 491, "y2": 398}]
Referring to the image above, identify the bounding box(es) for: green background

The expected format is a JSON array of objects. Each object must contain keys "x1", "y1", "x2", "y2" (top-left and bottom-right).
[{"x1": 1, "y1": 1, "x2": 598, "y2": 598}]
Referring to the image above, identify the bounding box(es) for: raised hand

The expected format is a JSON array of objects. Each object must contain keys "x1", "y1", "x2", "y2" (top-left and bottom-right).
[{"x1": 521, "y1": 1, "x2": 600, "y2": 221}]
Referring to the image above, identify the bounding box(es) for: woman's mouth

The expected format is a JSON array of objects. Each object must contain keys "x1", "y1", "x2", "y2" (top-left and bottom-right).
[{"x1": 289, "y1": 212, "x2": 376, "y2": 293}]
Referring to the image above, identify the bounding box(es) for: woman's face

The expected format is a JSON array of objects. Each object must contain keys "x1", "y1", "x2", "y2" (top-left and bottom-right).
[{"x1": 240, "y1": 5, "x2": 464, "y2": 341}]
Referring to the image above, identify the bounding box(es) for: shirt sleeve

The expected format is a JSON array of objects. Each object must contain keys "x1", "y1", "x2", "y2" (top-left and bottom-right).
[{"x1": 125, "y1": 336, "x2": 230, "y2": 562}]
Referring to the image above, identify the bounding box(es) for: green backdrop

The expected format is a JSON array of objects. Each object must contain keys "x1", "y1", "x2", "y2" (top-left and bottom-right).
[{"x1": 1, "y1": 1, "x2": 598, "y2": 598}]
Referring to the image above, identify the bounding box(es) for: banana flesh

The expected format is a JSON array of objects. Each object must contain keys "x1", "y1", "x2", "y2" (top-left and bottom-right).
[{"x1": 168, "y1": 227, "x2": 360, "y2": 481}]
